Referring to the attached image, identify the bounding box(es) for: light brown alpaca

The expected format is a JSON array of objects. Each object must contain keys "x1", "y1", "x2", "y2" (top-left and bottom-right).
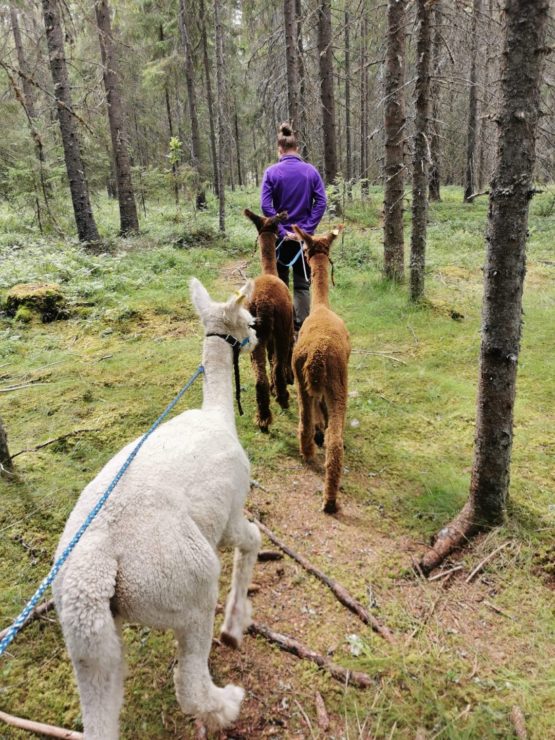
[
  {"x1": 291, "y1": 224, "x2": 350, "y2": 514},
  {"x1": 244, "y1": 209, "x2": 295, "y2": 432}
]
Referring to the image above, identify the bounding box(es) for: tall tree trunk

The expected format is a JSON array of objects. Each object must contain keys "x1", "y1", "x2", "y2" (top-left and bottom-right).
[
  {"x1": 383, "y1": 0, "x2": 407, "y2": 282},
  {"x1": 344, "y1": 8, "x2": 352, "y2": 192},
  {"x1": 409, "y1": 0, "x2": 432, "y2": 302},
  {"x1": 0, "y1": 416, "x2": 13, "y2": 477},
  {"x1": 284, "y1": 0, "x2": 300, "y2": 130},
  {"x1": 360, "y1": 9, "x2": 369, "y2": 196},
  {"x1": 178, "y1": 0, "x2": 206, "y2": 209},
  {"x1": 477, "y1": 0, "x2": 493, "y2": 190},
  {"x1": 295, "y1": 0, "x2": 308, "y2": 158},
  {"x1": 463, "y1": 0, "x2": 482, "y2": 202},
  {"x1": 317, "y1": 0, "x2": 338, "y2": 185},
  {"x1": 95, "y1": 0, "x2": 139, "y2": 234},
  {"x1": 199, "y1": 0, "x2": 219, "y2": 196},
  {"x1": 42, "y1": 0, "x2": 99, "y2": 243},
  {"x1": 420, "y1": 0, "x2": 549, "y2": 574},
  {"x1": 213, "y1": 0, "x2": 226, "y2": 232},
  {"x1": 428, "y1": 1, "x2": 442, "y2": 201},
  {"x1": 233, "y1": 103, "x2": 243, "y2": 187}
]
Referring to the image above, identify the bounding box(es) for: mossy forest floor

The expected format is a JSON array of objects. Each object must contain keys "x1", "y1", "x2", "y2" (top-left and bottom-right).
[{"x1": 1, "y1": 186, "x2": 554, "y2": 738}]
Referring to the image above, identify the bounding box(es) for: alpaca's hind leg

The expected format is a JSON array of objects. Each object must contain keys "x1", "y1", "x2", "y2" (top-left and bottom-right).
[
  {"x1": 322, "y1": 398, "x2": 347, "y2": 514},
  {"x1": 251, "y1": 343, "x2": 272, "y2": 432},
  {"x1": 296, "y1": 375, "x2": 316, "y2": 462},
  {"x1": 174, "y1": 569, "x2": 243, "y2": 731},
  {"x1": 220, "y1": 519, "x2": 261, "y2": 648}
]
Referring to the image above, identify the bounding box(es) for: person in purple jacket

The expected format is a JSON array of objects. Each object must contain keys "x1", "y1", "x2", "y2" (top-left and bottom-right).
[{"x1": 261, "y1": 123, "x2": 327, "y2": 329}]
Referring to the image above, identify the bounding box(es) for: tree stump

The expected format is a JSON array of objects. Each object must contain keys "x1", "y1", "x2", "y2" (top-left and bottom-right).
[{"x1": 6, "y1": 283, "x2": 67, "y2": 322}]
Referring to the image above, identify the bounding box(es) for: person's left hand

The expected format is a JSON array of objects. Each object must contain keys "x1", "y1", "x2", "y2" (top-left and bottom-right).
[{"x1": 285, "y1": 230, "x2": 302, "y2": 241}]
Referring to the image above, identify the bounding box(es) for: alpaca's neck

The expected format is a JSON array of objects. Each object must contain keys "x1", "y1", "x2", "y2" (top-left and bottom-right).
[
  {"x1": 259, "y1": 233, "x2": 278, "y2": 276},
  {"x1": 310, "y1": 254, "x2": 330, "y2": 308},
  {"x1": 201, "y1": 337, "x2": 236, "y2": 428}
]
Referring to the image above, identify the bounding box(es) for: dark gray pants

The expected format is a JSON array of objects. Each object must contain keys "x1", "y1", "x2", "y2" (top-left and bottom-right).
[{"x1": 276, "y1": 239, "x2": 311, "y2": 329}]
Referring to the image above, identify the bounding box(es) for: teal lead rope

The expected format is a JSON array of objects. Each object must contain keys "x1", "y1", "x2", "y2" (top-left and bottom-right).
[{"x1": 0, "y1": 363, "x2": 205, "y2": 658}]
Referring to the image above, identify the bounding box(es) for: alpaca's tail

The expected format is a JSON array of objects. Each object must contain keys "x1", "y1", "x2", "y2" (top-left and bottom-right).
[
  {"x1": 55, "y1": 549, "x2": 124, "y2": 740},
  {"x1": 303, "y1": 349, "x2": 327, "y2": 397}
]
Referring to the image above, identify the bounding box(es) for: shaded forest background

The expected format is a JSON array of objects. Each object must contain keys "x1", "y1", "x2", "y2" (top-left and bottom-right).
[{"x1": 1, "y1": 0, "x2": 554, "y2": 239}]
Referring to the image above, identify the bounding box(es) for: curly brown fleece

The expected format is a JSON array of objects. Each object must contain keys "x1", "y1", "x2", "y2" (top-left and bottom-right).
[
  {"x1": 291, "y1": 225, "x2": 351, "y2": 513},
  {"x1": 244, "y1": 209, "x2": 295, "y2": 432}
]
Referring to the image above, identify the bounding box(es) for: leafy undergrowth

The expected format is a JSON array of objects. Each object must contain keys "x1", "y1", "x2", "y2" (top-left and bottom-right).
[{"x1": 1, "y1": 186, "x2": 554, "y2": 738}]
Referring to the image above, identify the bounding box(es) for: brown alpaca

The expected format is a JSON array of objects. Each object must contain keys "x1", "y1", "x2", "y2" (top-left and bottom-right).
[
  {"x1": 244, "y1": 209, "x2": 295, "y2": 432},
  {"x1": 291, "y1": 224, "x2": 350, "y2": 513}
]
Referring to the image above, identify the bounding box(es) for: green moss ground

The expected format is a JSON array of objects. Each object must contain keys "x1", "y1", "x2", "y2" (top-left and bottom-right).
[{"x1": 0, "y1": 186, "x2": 554, "y2": 738}]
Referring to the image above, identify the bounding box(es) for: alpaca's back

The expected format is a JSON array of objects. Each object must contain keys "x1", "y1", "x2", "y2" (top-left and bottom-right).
[
  {"x1": 249, "y1": 274, "x2": 293, "y2": 344},
  {"x1": 294, "y1": 305, "x2": 350, "y2": 397}
]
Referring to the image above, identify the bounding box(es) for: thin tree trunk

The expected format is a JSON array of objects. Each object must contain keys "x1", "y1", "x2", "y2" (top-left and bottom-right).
[
  {"x1": 233, "y1": 104, "x2": 243, "y2": 187},
  {"x1": 0, "y1": 417, "x2": 13, "y2": 477},
  {"x1": 199, "y1": 0, "x2": 219, "y2": 196},
  {"x1": 41, "y1": 0, "x2": 99, "y2": 243},
  {"x1": 344, "y1": 9, "x2": 352, "y2": 192},
  {"x1": 420, "y1": 0, "x2": 549, "y2": 574},
  {"x1": 463, "y1": 0, "x2": 482, "y2": 202},
  {"x1": 317, "y1": 0, "x2": 337, "y2": 185},
  {"x1": 383, "y1": 0, "x2": 407, "y2": 282},
  {"x1": 360, "y1": 9, "x2": 369, "y2": 196},
  {"x1": 284, "y1": 0, "x2": 300, "y2": 130},
  {"x1": 95, "y1": 0, "x2": 139, "y2": 234},
  {"x1": 213, "y1": 0, "x2": 226, "y2": 232},
  {"x1": 179, "y1": 0, "x2": 206, "y2": 209},
  {"x1": 295, "y1": 0, "x2": 308, "y2": 158},
  {"x1": 409, "y1": 0, "x2": 432, "y2": 302},
  {"x1": 477, "y1": 0, "x2": 493, "y2": 191},
  {"x1": 428, "y1": 1, "x2": 442, "y2": 201}
]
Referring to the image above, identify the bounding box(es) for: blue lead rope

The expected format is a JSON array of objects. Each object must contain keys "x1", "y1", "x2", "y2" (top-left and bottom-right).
[{"x1": 0, "y1": 363, "x2": 205, "y2": 658}]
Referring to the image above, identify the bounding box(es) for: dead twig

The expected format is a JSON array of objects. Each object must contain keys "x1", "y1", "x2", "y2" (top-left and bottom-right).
[
  {"x1": 250, "y1": 516, "x2": 394, "y2": 642},
  {"x1": 315, "y1": 692, "x2": 330, "y2": 732},
  {"x1": 351, "y1": 349, "x2": 408, "y2": 364},
  {"x1": 12, "y1": 429, "x2": 98, "y2": 459},
  {"x1": 248, "y1": 621, "x2": 373, "y2": 689},
  {"x1": 465, "y1": 541, "x2": 511, "y2": 583},
  {"x1": 0, "y1": 710, "x2": 82, "y2": 739},
  {"x1": 483, "y1": 600, "x2": 514, "y2": 621},
  {"x1": 510, "y1": 705, "x2": 528, "y2": 740},
  {"x1": 0, "y1": 382, "x2": 49, "y2": 393},
  {"x1": 465, "y1": 189, "x2": 490, "y2": 202},
  {"x1": 428, "y1": 565, "x2": 463, "y2": 582},
  {"x1": 0, "y1": 599, "x2": 55, "y2": 641}
]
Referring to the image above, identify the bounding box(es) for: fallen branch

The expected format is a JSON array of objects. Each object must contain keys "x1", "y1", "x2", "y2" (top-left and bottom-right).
[
  {"x1": 251, "y1": 517, "x2": 394, "y2": 642},
  {"x1": 248, "y1": 621, "x2": 373, "y2": 689},
  {"x1": 483, "y1": 600, "x2": 514, "y2": 621},
  {"x1": 12, "y1": 429, "x2": 98, "y2": 459},
  {"x1": 314, "y1": 692, "x2": 330, "y2": 732},
  {"x1": 510, "y1": 705, "x2": 527, "y2": 740},
  {"x1": 0, "y1": 710, "x2": 82, "y2": 739},
  {"x1": 465, "y1": 542, "x2": 511, "y2": 583},
  {"x1": 428, "y1": 564, "x2": 463, "y2": 582},
  {"x1": 351, "y1": 350, "x2": 408, "y2": 365},
  {"x1": 0, "y1": 382, "x2": 49, "y2": 394},
  {"x1": 0, "y1": 599, "x2": 55, "y2": 641}
]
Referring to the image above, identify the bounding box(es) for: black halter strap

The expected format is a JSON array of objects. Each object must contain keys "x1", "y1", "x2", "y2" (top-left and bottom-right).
[{"x1": 205, "y1": 333, "x2": 244, "y2": 416}]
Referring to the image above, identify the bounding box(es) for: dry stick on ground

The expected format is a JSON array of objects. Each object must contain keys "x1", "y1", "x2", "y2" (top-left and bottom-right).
[
  {"x1": 510, "y1": 705, "x2": 528, "y2": 740},
  {"x1": 427, "y1": 564, "x2": 463, "y2": 582},
  {"x1": 12, "y1": 429, "x2": 98, "y2": 459},
  {"x1": 0, "y1": 599, "x2": 55, "y2": 641},
  {"x1": 315, "y1": 692, "x2": 330, "y2": 732},
  {"x1": 465, "y1": 541, "x2": 511, "y2": 583},
  {"x1": 248, "y1": 621, "x2": 373, "y2": 689},
  {"x1": 0, "y1": 710, "x2": 83, "y2": 740},
  {"x1": 251, "y1": 516, "x2": 394, "y2": 642}
]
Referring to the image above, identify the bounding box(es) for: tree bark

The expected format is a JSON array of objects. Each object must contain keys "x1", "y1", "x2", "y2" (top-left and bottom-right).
[
  {"x1": 420, "y1": 0, "x2": 549, "y2": 574},
  {"x1": 213, "y1": 0, "x2": 226, "y2": 232},
  {"x1": 344, "y1": 9, "x2": 352, "y2": 191},
  {"x1": 317, "y1": 0, "x2": 337, "y2": 185},
  {"x1": 0, "y1": 416, "x2": 13, "y2": 477},
  {"x1": 383, "y1": 0, "x2": 407, "y2": 282},
  {"x1": 178, "y1": 0, "x2": 206, "y2": 209},
  {"x1": 233, "y1": 103, "x2": 243, "y2": 187},
  {"x1": 95, "y1": 0, "x2": 139, "y2": 234},
  {"x1": 428, "y1": 1, "x2": 442, "y2": 201},
  {"x1": 295, "y1": 0, "x2": 308, "y2": 158},
  {"x1": 409, "y1": 0, "x2": 432, "y2": 302},
  {"x1": 360, "y1": 9, "x2": 369, "y2": 196},
  {"x1": 283, "y1": 0, "x2": 300, "y2": 131},
  {"x1": 463, "y1": 0, "x2": 482, "y2": 202},
  {"x1": 41, "y1": 0, "x2": 99, "y2": 243},
  {"x1": 199, "y1": 0, "x2": 219, "y2": 197}
]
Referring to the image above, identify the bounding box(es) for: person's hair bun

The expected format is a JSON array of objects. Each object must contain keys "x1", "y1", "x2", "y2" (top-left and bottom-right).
[{"x1": 279, "y1": 122, "x2": 293, "y2": 136}]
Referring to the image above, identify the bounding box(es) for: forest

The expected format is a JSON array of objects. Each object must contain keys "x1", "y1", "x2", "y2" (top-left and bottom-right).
[{"x1": 0, "y1": 0, "x2": 554, "y2": 738}]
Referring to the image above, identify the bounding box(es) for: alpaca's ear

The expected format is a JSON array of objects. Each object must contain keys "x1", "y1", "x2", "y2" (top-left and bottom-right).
[
  {"x1": 244, "y1": 209, "x2": 263, "y2": 232},
  {"x1": 190, "y1": 277, "x2": 212, "y2": 316},
  {"x1": 292, "y1": 224, "x2": 311, "y2": 243},
  {"x1": 329, "y1": 224, "x2": 345, "y2": 242},
  {"x1": 237, "y1": 279, "x2": 254, "y2": 303},
  {"x1": 276, "y1": 210, "x2": 288, "y2": 223},
  {"x1": 223, "y1": 279, "x2": 254, "y2": 318}
]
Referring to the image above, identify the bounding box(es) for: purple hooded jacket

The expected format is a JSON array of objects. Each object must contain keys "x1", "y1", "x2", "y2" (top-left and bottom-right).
[{"x1": 261, "y1": 154, "x2": 327, "y2": 239}]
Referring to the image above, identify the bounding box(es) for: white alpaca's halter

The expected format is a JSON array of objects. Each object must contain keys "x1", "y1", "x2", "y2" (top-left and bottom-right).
[{"x1": 205, "y1": 333, "x2": 250, "y2": 416}]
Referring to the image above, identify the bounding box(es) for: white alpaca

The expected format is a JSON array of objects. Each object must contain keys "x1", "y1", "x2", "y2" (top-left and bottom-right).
[{"x1": 53, "y1": 278, "x2": 261, "y2": 739}]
